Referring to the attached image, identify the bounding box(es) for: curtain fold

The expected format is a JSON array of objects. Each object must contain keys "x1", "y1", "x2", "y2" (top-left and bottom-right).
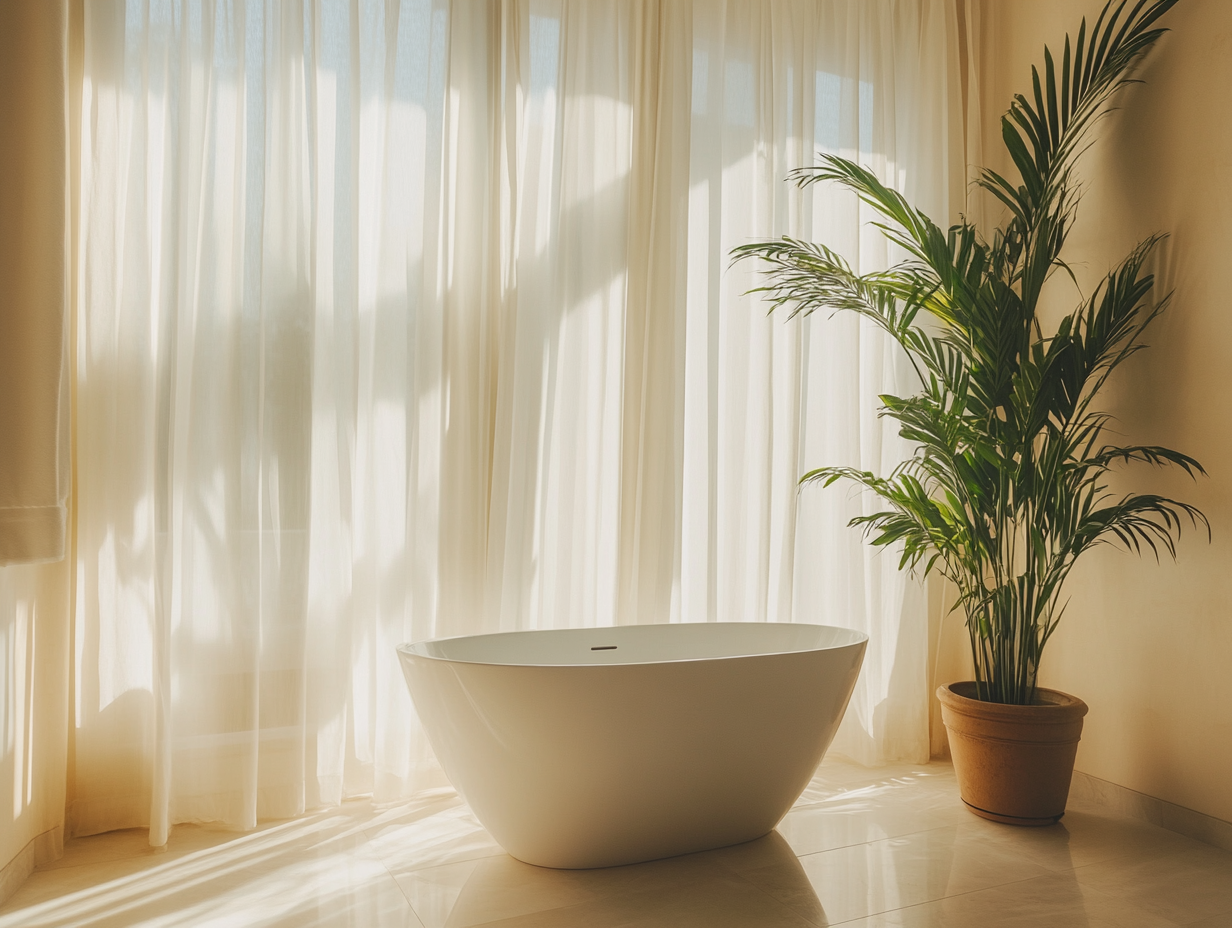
[{"x1": 73, "y1": 0, "x2": 971, "y2": 844}]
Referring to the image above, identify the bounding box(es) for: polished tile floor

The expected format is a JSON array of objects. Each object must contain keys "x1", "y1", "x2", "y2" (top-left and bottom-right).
[{"x1": 2, "y1": 759, "x2": 1230, "y2": 927}]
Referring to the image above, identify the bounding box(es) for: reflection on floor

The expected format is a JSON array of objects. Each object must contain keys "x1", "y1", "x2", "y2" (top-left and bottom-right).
[{"x1": 2, "y1": 758, "x2": 1230, "y2": 927}]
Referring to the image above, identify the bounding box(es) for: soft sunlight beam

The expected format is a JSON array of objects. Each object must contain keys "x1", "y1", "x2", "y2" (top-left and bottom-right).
[
  {"x1": 73, "y1": 555, "x2": 85, "y2": 727},
  {"x1": 680, "y1": 176, "x2": 712, "y2": 626},
  {"x1": 0, "y1": 793, "x2": 468, "y2": 928},
  {"x1": 11, "y1": 599, "x2": 28, "y2": 819},
  {"x1": 444, "y1": 84, "x2": 460, "y2": 294},
  {"x1": 23, "y1": 602, "x2": 33, "y2": 810},
  {"x1": 527, "y1": 14, "x2": 561, "y2": 260},
  {"x1": 374, "y1": 400, "x2": 410, "y2": 574},
  {"x1": 0, "y1": 603, "x2": 9, "y2": 758},
  {"x1": 147, "y1": 79, "x2": 165, "y2": 369},
  {"x1": 561, "y1": 96, "x2": 632, "y2": 211}
]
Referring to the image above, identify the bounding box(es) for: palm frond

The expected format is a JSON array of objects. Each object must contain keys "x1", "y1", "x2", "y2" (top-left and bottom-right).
[{"x1": 733, "y1": 0, "x2": 1200, "y2": 705}]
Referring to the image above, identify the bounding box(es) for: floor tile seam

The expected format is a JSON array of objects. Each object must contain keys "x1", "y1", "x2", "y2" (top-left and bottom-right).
[
  {"x1": 1020, "y1": 844, "x2": 1195, "y2": 877},
  {"x1": 783, "y1": 867, "x2": 1063, "y2": 926},
  {"x1": 787, "y1": 819, "x2": 970, "y2": 860},
  {"x1": 814, "y1": 873, "x2": 1189, "y2": 928},
  {"x1": 790, "y1": 792, "x2": 957, "y2": 809},
  {"x1": 372, "y1": 847, "x2": 432, "y2": 923},
  {"x1": 1180, "y1": 907, "x2": 1232, "y2": 928},
  {"x1": 1061, "y1": 843, "x2": 1231, "y2": 882},
  {"x1": 792, "y1": 803, "x2": 941, "y2": 814},
  {"x1": 441, "y1": 864, "x2": 828, "y2": 928},
  {"x1": 847, "y1": 867, "x2": 1112, "y2": 919},
  {"x1": 935, "y1": 819, "x2": 1200, "y2": 869},
  {"x1": 710, "y1": 863, "x2": 832, "y2": 928},
  {"x1": 1061, "y1": 857, "x2": 1232, "y2": 922},
  {"x1": 374, "y1": 846, "x2": 508, "y2": 877},
  {"x1": 361, "y1": 863, "x2": 430, "y2": 927},
  {"x1": 461, "y1": 895, "x2": 608, "y2": 928},
  {"x1": 1061, "y1": 878, "x2": 1194, "y2": 928}
]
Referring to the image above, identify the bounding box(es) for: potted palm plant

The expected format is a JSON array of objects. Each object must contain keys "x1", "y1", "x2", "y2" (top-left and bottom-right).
[{"x1": 734, "y1": 0, "x2": 1205, "y2": 825}]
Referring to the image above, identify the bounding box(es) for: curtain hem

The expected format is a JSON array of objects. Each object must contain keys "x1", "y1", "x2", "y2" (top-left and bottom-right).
[
  {"x1": 0, "y1": 506, "x2": 68, "y2": 565},
  {"x1": 0, "y1": 824, "x2": 64, "y2": 908}
]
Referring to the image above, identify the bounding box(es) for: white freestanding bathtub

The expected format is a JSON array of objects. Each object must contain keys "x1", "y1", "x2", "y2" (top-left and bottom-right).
[{"x1": 396, "y1": 622, "x2": 866, "y2": 869}]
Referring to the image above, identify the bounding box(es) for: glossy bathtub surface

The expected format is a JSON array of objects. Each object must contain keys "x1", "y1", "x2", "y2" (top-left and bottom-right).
[{"x1": 397, "y1": 622, "x2": 866, "y2": 869}]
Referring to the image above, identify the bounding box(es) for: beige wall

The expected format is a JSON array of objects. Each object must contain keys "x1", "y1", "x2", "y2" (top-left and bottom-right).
[{"x1": 967, "y1": 0, "x2": 1232, "y2": 824}]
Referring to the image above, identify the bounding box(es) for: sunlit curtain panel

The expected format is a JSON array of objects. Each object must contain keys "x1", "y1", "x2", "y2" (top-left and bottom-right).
[{"x1": 74, "y1": 0, "x2": 971, "y2": 844}]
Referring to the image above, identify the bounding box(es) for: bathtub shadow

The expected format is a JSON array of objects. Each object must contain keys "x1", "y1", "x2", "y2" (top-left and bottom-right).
[{"x1": 435, "y1": 830, "x2": 826, "y2": 927}]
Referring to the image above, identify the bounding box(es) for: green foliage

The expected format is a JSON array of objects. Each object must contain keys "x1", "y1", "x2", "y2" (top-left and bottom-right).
[{"x1": 733, "y1": 0, "x2": 1205, "y2": 705}]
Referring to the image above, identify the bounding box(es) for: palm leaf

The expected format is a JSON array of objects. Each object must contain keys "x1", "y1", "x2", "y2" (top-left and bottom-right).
[{"x1": 732, "y1": 0, "x2": 1202, "y2": 705}]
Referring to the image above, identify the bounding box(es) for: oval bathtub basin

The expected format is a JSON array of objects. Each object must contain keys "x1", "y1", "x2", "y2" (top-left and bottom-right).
[{"x1": 396, "y1": 622, "x2": 866, "y2": 869}]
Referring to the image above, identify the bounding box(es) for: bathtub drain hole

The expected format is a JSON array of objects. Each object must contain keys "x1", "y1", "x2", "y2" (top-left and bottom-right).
[{"x1": 590, "y1": 645, "x2": 617, "y2": 651}]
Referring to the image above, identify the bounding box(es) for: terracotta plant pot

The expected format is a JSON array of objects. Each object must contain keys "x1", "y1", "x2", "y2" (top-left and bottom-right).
[{"x1": 937, "y1": 682, "x2": 1089, "y2": 826}]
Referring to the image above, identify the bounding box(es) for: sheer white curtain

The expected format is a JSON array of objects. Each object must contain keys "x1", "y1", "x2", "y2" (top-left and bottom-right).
[{"x1": 74, "y1": 0, "x2": 969, "y2": 843}]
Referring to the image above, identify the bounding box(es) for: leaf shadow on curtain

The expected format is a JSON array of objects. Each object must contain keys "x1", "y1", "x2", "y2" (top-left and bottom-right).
[{"x1": 71, "y1": 0, "x2": 965, "y2": 844}]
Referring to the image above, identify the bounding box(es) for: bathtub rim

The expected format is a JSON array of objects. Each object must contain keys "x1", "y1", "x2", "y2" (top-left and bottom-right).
[{"x1": 397, "y1": 621, "x2": 868, "y2": 669}]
